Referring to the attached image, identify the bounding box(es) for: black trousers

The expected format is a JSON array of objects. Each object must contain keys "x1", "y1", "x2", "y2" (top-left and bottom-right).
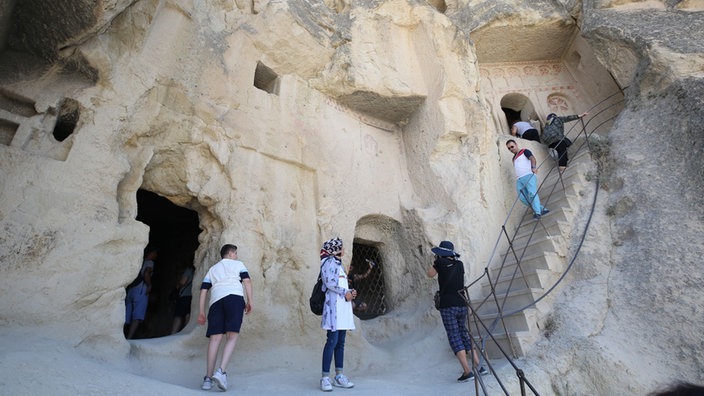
[
  {"x1": 520, "y1": 129, "x2": 541, "y2": 142},
  {"x1": 549, "y1": 139, "x2": 569, "y2": 167}
]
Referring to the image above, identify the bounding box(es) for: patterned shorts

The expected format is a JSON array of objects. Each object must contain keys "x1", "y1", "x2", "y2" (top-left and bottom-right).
[{"x1": 440, "y1": 306, "x2": 472, "y2": 354}]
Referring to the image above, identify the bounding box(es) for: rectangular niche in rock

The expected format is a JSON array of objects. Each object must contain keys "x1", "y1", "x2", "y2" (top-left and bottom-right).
[
  {"x1": 253, "y1": 61, "x2": 280, "y2": 95},
  {"x1": 0, "y1": 119, "x2": 19, "y2": 146}
]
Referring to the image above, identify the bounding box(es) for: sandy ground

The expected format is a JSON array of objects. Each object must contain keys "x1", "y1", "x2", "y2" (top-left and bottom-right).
[{"x1": 0, "y1": 326, "x2": 535, "y2": 396}]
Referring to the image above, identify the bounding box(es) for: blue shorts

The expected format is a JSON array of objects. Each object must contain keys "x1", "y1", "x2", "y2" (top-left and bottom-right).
[
  {"x1": 206, "y1": 294, "x2": 245, "y2": 337},
  {"x1": 125, "y1": 286, "x2": 148, "y2": 324}
]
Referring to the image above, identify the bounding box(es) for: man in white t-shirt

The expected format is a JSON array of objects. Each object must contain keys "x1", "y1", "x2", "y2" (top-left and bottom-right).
[
  {"x1": 197, "y1": 244, "x2": 253, "y2": 391},
  {"x1": 510, "y1": 120, "x2": 540, "y2": 142},
  {"x1": 506, "y1": 139, "x2": 549, "y2": 219}
]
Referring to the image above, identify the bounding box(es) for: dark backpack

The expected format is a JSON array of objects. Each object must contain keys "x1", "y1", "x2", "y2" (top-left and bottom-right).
[{"x1": 309, "y1": 273, "x2": 325, "y2": 315}]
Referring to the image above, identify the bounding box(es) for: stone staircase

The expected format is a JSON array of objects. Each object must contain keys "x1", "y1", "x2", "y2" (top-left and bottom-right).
[{"x1": 473, "y1": 143, "x2": 595, "y2": 359}]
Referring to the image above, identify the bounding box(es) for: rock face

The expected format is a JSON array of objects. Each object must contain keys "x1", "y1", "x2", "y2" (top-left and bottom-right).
[{"x1": 0, "y1": 0, "x2": 702, "y2": 394}]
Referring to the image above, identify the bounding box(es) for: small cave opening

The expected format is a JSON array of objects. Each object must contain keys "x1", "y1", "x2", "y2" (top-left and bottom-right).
[
  {"x1": 126, "y1": 189, "x2": 201, "y2": 339},
  {"x1": 52, "y1": 98, "x2": 80, "y2": 142},
  {"x1": 350, "y1": 242, "x2": 387, "y2": 320}
]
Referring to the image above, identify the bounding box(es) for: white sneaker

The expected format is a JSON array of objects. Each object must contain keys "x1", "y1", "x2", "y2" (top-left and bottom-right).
[
  {"x1": 202, "y1": 376, "x2": 213, "y2": 390},
  {"x1": 320, "y1": 376, "x2": 333, "y2": 392},
  {"x1": 333, "y1": 374, "x2": 354, "y2": 388},
  {"x1": 212, "y1": 368, "x2": 228, "y2": 391}
]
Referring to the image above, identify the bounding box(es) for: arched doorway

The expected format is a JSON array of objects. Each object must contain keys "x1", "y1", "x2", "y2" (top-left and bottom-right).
[{"x1": 500, "y1": 93, "x2": 539, "y2": 131}]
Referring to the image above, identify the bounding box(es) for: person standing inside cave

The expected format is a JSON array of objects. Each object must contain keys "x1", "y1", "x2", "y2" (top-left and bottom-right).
[
  {"x1": 348, "y1": 258, "x2": 375, "y2": 313},
  {"x1": 506, "y1": 139, "x2": 549, "y2": 219},
  {"x1": 124, "y1": 245, "x2": 157, "y2": 339},
  {"x1": 197, "y1": 244, "x2": 253, "y2": 391},
  {"x1": 427, "y1": 240, "x2": 487, "y2": 382},
  {"x1": 542, "y1": 112, "x2": 588, "y2": 171},
  {"x1": 171, "y1": 263, "x2": 195, "y2": 334},
  {"x1": 510, "y1": 120, "x2": 541, "y2": 142},
  {"x1": 319, "y1": 237, "x2": 356, "y2": 392}
]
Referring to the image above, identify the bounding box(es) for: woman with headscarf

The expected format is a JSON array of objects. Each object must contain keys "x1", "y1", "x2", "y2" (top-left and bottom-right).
[{"x1": 319, "y1": 237, "x2": 356, "y2": 392}]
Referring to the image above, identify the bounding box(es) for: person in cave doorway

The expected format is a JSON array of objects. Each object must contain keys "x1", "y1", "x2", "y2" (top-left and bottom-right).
[
  {"x1": 510, "y1": 120, "x2": 541, "y2": 142},
  {"x1": 124, "y1": 245, "x2": 157, "y2": 339},
  {"x1": 171, "y1": 262, "x2": 195, "y2": 334},
  {"x1": 348, "y1": 258, "x2": 375, "y2": 313},
  {"x1": 197, "y1": 244, "x2": 253, "y2": 391},
  {"x1": 427, "y1": 240, "x2": 488, "y2": 382}
]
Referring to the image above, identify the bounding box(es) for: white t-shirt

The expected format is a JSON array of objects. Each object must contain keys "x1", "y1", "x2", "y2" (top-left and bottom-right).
[
  {"x1": 513, "y1": 121, "x2": 534, "y2": 136},
  {"x1": 513, "y1": 149, "x2": 534, "y2": 179},
  {"x1": 202, "y1": 258, "x2": 249, "y2": 307}
]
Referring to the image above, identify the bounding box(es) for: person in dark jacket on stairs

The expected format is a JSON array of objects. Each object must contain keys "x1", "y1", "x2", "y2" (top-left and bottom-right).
[{"x1": 541, "y1": 112, "x2": 588, "y2": 171}]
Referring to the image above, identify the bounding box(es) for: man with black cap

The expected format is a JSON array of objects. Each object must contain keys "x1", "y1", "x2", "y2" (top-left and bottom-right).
[{"x1": 427, "y1": 241, "x2": 487, "y2": 382}]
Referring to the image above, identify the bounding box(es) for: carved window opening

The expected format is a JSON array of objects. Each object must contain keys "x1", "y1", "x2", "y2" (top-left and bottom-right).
[
  {"x1": 0, "y1": 119, "x2": 18, "y2": 146},
  {"x1": 253, "y1": 61, "x2": 280, "y2": 95},
  {"x1": 350, "y1": 242, "x2": 387, "y2": 320},
  {"x1": 52, "y1": 98, "x2": 79, "y2": 142},
  {"x1": 127, "y1": 189, "x2": 202, "y2": 339}
]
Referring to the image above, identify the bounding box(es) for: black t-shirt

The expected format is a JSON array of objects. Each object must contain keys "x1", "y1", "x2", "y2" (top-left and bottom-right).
[{"x1": 434, "y1": 257, "x2": 466, "y2": 308}]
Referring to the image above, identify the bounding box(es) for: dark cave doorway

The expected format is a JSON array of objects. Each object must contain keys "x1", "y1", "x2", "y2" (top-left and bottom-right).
[
  {"x1": 500, "y1": 93, "x2": 539, "y2": 133},
  {"x1": 129, "y1": 189, "x2": 201, "y2": 339}
]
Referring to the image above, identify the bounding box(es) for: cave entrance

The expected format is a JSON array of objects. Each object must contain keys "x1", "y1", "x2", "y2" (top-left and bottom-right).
[
  {"x1": 131, "y1": 189, "x2": 201, "y2": 339},
  {"x1": 501, "y1": 93, "x2": 539, "y2": 132}
]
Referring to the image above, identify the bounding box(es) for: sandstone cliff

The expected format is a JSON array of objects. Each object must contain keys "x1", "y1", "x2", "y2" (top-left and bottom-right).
[{"x1": 0, "y1": 0, "x2": 702, "y2": 394}]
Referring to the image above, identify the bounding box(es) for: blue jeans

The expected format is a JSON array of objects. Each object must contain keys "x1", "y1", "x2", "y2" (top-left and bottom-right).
[
  {"x1": 322, "y1": 330, "x2": 346, "y2": 374},
  {"x1": 516, "y1": 173, "x2": 544, "y2": 215}
]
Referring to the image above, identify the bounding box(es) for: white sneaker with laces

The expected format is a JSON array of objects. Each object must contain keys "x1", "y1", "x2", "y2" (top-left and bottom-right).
[
  {"x1": 212, "y1": 368, "x2": 228, "y2": 391},
  {"x1": 320, "y1": 376, "x2": 333, "y2": 392},
  {"x1": 202, "y1": 376, "x2": 213, "y2": 390},
  {"x1": 334, "y1": 374, "x2": 354, "y2": 388}
]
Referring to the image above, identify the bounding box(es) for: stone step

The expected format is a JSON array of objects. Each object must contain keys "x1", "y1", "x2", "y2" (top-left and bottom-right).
[
  {"x1": 500, "y1": 230, "x2": 565, "y2": 260},
  {"x1": 513, "y1": 219, "x2": 570, "y2": 245},
  {"x1": 541, "y1": 168, "x2": 589, "y2": 195},
  {"x1": 488, "y1": 251, "x2": 564, "y2": 277},
  {"x1": 542, "y1": 192, "x2": 580, "y2": 212},
  {"x1": 481, "y1": 330, "x2": 540, "y2": 359},
  {"x1": 482, "y1": 268, "x2": 555, "y2": 295},
  {"x1": 476, "y1": 287, "x2": 546, "y2": 317},
  {"x1": 475, "y1": 307, "x2": 539, "y2": 334},
  {"x1": 517, "y1": 206, "x2": 574, "y2": 229}
]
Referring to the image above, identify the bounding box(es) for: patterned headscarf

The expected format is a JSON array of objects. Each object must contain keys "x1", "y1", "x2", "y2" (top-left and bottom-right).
[{"x1": 320, "y1": 237, "x2": 343, "y2": 259}]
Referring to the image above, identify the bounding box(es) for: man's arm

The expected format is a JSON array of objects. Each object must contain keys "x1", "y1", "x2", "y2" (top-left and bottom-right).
[
  {"x1": 143, "y1": 266, "x2": 153, "y2": 293},
  {"x1": 510, "y1": 125, "x2": 518, "y2": 136},
  {"x1": 197, "y1": 288, "x2": 208, "y2": 325},
  {"x1": 528, "y1": 154, "x2": 538, "y2": 173},
  {"x1": 427, "y1": 265, "x2": 437, "y2": 278},
  {"x1": 243, "y1": 278, "x2": 253, "y2": 314}
]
